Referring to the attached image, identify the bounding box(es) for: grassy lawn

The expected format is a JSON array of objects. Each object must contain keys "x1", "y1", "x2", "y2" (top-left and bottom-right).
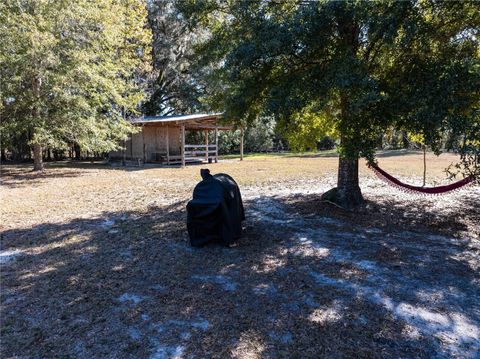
[{"x1": 1, "y1": 151, "x2": 479, "y2": 358}]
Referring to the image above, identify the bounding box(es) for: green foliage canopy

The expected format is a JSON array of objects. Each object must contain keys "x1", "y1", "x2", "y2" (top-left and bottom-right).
[
  {"x1": 143, "y1": 1, "x2": 202, "y2": 116},
  {"x1": 0, "y1": 0, "x2": 152, "y2": 154}
]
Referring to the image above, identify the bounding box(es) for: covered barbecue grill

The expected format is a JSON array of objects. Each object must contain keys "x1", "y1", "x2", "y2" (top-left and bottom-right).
[{"x1": 187, "y1": 169, "x2": 245, "y2": 246}]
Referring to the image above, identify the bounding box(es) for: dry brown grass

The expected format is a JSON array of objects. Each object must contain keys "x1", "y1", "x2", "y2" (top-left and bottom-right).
[
  {"x1": 0, "y1": 150, "x2": 464, "y2": 230},
  {"x1": 1, "y1": 150, "x2": 479, "y2": 359}
]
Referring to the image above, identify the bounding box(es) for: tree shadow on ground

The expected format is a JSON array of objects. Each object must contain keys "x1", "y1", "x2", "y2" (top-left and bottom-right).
[
  {"x1": 374, "y1": 149, "x2": 424, "y2": 158},
  {"x1": 0, "y1": 161, "x2": 178, "y2": 189},
  {"x1": 283, "y1": 152, "x2": 339, "y2": 159},
  {"x1": 1, "y1": 195, "x2": 478, "y2": 358},
  {"x1": 1, "y1": 167, "x2": 92, "y2": 189},
  {"x1": 281, "y1": 192, "x2": 479, "y2": 239}
]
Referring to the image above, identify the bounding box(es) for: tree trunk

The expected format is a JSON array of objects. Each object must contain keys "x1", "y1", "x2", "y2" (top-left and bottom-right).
[
  {"x1": 336, "y1": 156, "x2": 363, "y2": 209},
  {"x1": 74, "y1": 143, "x2": 81, "y2": 160},
  {"x1": 323, "y1": 17, "x2": 364, "y2": 210},
  {"x1": 32, "y1": 73, "x2": 43, "y2": 170},
  {"x1": 321, "y1": 155, "x2": 364, "y2": 209},
  {"x1": 33, "y1": 142, "x2": 43, "y2": 171},
  {"x1": 422, "y1": 145, "x2": 426, "y2": 187},
  {"x1": 327, "y1": 94, "x2": 364, "y2": 209},
  {"x1": 401, "y1": 130, "x2": 409, "y2": 149}
]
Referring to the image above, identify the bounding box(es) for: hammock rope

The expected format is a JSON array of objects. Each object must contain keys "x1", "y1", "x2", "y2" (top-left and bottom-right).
[{"x1": 367, "y1": 162, "x2": 475, "y2": 195}]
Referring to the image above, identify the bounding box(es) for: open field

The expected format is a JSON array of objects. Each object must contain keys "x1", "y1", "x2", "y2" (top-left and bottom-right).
[{"x1": 1, "y1": 151, "x2": 479, "y2": 358}]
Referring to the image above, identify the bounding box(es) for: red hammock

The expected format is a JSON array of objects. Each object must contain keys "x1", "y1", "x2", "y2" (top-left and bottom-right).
[{"x1": 367, "y1": 162, "x2": 475, "y2": 195}]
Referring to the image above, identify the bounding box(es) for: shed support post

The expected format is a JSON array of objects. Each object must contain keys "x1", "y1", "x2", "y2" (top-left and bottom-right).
[
  {"x1": 205, "y1": 130, "x2": 209, "y2": 163},
  {"x1": 166, "y1": 125, "x2": 170, "y2": 165},
  {"x1": 215, "y1": 126, "x2": 218, "y2": 163},
  {"x1": 181, "y1": 125, "x2": 185, "y2": 167},
  {"x1": 142, "y1": 124, "x2": 145, "y2": 164},
  {"x1": 240, "y1": 126, "x2": 244, "y2": 161}
]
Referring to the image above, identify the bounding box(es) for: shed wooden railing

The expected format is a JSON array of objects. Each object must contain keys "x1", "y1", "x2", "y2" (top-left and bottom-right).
[
  {"x1": 184, "y1": 145, "x2": 218, "y2": 162},
  {"x1": 180, "y1": 124, "x2": 221, "y2": 167}
]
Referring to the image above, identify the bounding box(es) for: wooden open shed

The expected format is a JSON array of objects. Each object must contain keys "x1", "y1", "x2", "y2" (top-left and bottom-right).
[{"x1": 109, "y1": 113, "x2": 243, "y2": 166}]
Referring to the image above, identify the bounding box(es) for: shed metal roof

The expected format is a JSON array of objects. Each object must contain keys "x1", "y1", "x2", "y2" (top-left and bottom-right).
[{"x1": 131, "y1": 113, "x2": 223, "y2": 124}]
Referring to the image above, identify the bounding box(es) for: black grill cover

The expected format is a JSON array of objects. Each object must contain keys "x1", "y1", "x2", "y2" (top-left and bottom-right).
[{"x1": 187, "y1": 169, "x2": 245, "y2": 246}]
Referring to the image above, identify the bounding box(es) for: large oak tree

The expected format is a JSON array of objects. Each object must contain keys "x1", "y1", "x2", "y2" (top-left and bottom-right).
[{"x1": 180, "y1": 0, "x2": 479, "y2": 208}]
